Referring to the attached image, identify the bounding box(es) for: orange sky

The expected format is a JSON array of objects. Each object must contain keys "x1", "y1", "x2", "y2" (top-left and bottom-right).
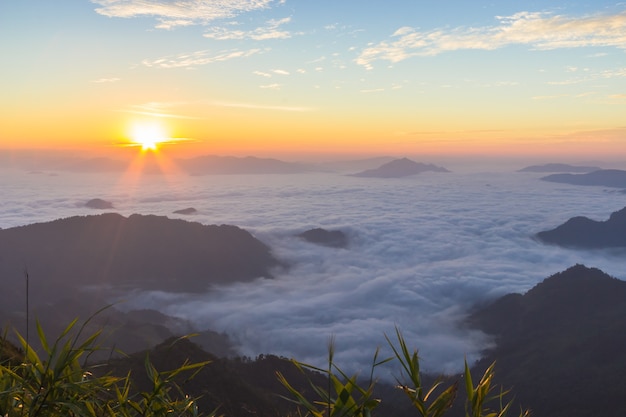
[{"x1": 1, "y1": 1, "x2": 625, "y2": 161}]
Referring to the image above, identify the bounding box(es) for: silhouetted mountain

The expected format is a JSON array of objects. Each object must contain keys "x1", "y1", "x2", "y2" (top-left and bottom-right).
[
  {"x1": 297, "y1": 228, "x2": 348, "y2": 248},
  {"x1": 0, "y1": 286, "x2": 236, "y2": 361},
  {"x1": 85, "y1": 198, "x2": 114, "y2": 209},
  {"x1": 179, "y1": 155, "x2": 310, "y2": 175},
  {"x1": 0, "y1": 213, "x2": 281, "y2": 305},
  {"x1": 0, "y1": 152, "x2": 128, "y2": 173},
  {"x1": 536, "y1": 206, "x2": 626, "y2": 248},
  {"x1": 468, "y1": 264, "x2": 626, "y2": 417},
  {"x1": 0, "y1": 213, "x2": 278, "y2": 357},
  {"x1": 61, "y1": 157, "x2": 128, "y2": 172},
  {"x1": 173, "y1": 207, "x2": 197, "y2": 215},
  {"x1": 350, "y1": 158, "x2": 450, "y2": 178},
  {"x1": 315, "y1": 156, "x2": 397, "y2": 172},
  {"x1": 540, "y1": 169, "x2": 626, "y2": 188},
  {"x1": 0, "y1": 152, "x2": 319, "y2": 175},
  {"x1": 518, "y1": 163, "x2": 600, "y2": 173}
]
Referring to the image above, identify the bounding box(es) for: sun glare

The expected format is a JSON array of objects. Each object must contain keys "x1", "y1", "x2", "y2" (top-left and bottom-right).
[{"x1": 130, "y1": 122, "x2": 167, "y2": 151}]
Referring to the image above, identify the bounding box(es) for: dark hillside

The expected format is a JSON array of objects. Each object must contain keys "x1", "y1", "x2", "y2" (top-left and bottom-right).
[
  {"x1": 103, "y1": 337, "x2": 324, "y2": 417},
  {"x1": 540, "y1": 169, "x2": 626, "y2": 188},
  {"x1": 0, "y1": 213, "x2": 280, "y2": 304},
  {"x1": 469, "y1": 265, "x2": 626, "y2": 417},
  {"x1": 536, "y1": 206, "x2": 626, "y2": 248},
  {"x1": 0, "y1": 213, "x2": 279, "y2": 358}
]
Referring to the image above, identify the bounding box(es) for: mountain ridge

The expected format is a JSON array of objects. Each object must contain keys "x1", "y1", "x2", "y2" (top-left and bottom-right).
[
  {"x1": 517, "y1": 163, "x2": 601, "y2": 173},
  {"x1": 536, "y1": 206, "x2": 626, "y2": 248},
  {"x1": 350, "y1": 157, "x2": 450, "y2": 178},
  {"x1": 540, "y1": 169, "x2": 626, "y2": 188},
  {"x1": 0, "y1": 213, "x2": 282, "y2": 314},
  {"x1": 468, "y1": 264, "x2": 626, "y2": 417}
]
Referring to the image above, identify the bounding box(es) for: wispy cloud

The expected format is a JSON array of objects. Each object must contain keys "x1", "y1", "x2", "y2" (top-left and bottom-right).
[
  {"x1": 532, "y1": 94, "x2": 569, "y2": 100},
  {"x1": 357, "y1": 10, "x2": 626, "y2": 69},
  {"x1": 600, "y1": 68, "x2": 626, "y2": 78},
  {"x1": 259, "y1": 83, "x2": 282, "y2": 90},
  {"x1": 491, "y1": 81, "x2": 519, "y2": 87},
  {"x1": 253, "y1": 70, "x2": 272, "y2": 78},
  {"x1": 547, "y1": 67, "x2": 626, "y2": 85},
  {"x1": 141, "y1": 48, "x2": 262, "y2": 68},
  {"x1": 91, "y1": 77, "x2": 120, "y2": 83},
  {"x1": 203, "y1": 17, "x2": 294, "y2": 40},
  {"x1": 210, "y1": 100, "x2": 312, "y2": 112},
  {"x1": 360, "y1": 88, "x2": 385, "y2": 94},
  {"x1": 91, "y1": 0, "x2": 279, "y2": 29},
  {"x1": 546, "y1": 79, "x2": 586, "y2": 86},
  {"x1": 122, "y1": 99, "x2": 312, "y2": 116},
  {"x1": 120, "y1": 102, "x2": 204, "y2": 119},
  {"x1": 532, "y1": 91, "x2": 600, "y2": 101},
  {"x1": 253, "y1": 69, "x2": 290, "y2": 78},
  {"x1": 307, "y1": 56, "x2": 326, "y2": 64}
]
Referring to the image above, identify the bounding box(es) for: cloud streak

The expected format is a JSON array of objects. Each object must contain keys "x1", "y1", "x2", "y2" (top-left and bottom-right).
[
  {"x1": 209, "y1": 100, "x2": 312, "y2": 112},
  {"x1": 119, "y1": 102, "x2": 205, "y2": 119},
  {"x1": 141, "y1": 48, "x2": 262, "y2": 68},
  {"x1": 91, "y1": 77, "x2": 120, "y2": 83},
  {"x1": 203, "y1": 17, "x2": 295, "y2": 40},
  {"x1": 546, "y1": 67, "x2": 626, "y2": 85},
  {"x1": 120, "y1": 99, "x2": 312, "y2": 117},
  {"x1": 357, "y1": 10, "x2": 626, "y2": 69},
  {"x1": 92, "y1": 0, "x2": 279, "y2": 29},
  {"x1": 259, "y1": 83, "x2": 282, "y2": 90}
]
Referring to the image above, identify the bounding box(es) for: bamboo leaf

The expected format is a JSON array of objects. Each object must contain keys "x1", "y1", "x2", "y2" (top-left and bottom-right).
[
  {"x1": 426, "y1": 382, "x2": 457, "y2": 417},
  {"x1": 464, "y1": 359, "x2": 474, "y2": 404},
  {"x1": 35, "y1": 321, "x2": 50, "y2": 354}
]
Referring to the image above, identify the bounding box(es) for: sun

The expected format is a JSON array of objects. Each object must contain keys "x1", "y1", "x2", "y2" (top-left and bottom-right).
[{"x1": 130, "y1": 122, "x2": 167, "y2": 151}]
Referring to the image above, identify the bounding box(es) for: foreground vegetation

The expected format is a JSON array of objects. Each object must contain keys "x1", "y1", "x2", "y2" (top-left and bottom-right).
[
  {"x1": 0, "y1": 317, "x2": 528, "y2": 417},
  {"x1": 0, "y1": 315, "x2": 210, "y2": 417}
]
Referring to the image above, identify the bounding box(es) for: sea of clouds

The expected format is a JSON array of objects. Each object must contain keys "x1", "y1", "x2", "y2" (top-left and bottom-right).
[{"x1": 2, "y1": 165, "x2": 625, "y2": 379}]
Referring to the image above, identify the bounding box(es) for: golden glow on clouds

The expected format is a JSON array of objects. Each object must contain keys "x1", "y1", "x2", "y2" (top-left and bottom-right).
[
  {"x1": 92, "y1": 0, "x2": 278, "y2": 30},
  {"x1": 357, "y1": 11, "x2": 626, "y2": 69}
]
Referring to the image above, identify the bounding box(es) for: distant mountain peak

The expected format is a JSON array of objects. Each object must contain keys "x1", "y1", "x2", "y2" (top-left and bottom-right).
[
  {"x1": 350, "y1": 157, "x2": 449, "y2": 178},
  {"x1": 540, "y1": 169, "x2": 626, "y2": 188},
  {"x1": 536, "y1": 205, "x2": 626, "y2": 248},
  {"x1": 297, "y1": 228, "x2": 348, "y2": 248},
  {"x1": 518, "y1": 163, "x2": 601, "y2": 173}
]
